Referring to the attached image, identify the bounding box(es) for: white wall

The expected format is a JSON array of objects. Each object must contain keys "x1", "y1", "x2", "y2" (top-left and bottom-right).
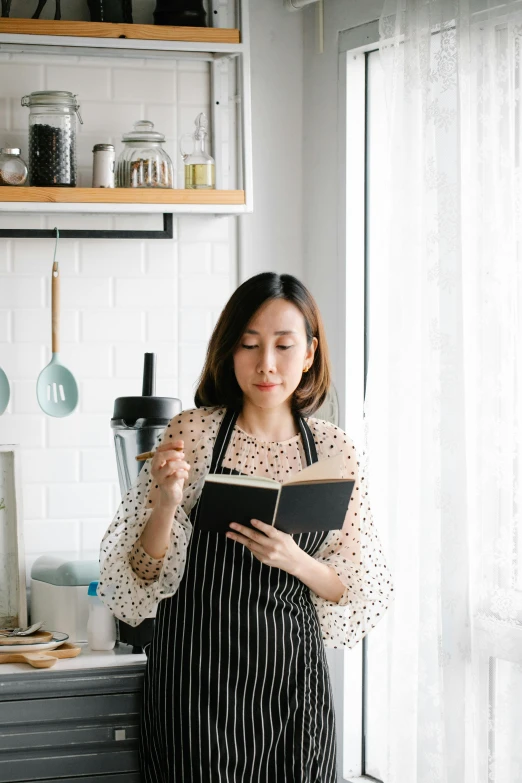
[
  {"x1": 301, "y1": 0, "x2": 384, "y2": 394},
  {"x1": 240, "y1": 0, "x2": 304, "y2": 279},
  {"x1": 0, "y1": 0, "x2": 304, "y2": 569}
]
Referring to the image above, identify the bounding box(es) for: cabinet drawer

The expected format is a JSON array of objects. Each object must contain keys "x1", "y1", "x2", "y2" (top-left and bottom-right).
[
  {"x1": 2, "y1": 693, "x2": 140, "y2": 727},
  {"x1": 35, "y1": 776, "x2": 141, "y2": 783},
  {"x1": 0, "y1": 667, "x2": 145, "y2": 782},
  {"x1": 0, "y1": 745, "x2": 140, "y2": 782}
]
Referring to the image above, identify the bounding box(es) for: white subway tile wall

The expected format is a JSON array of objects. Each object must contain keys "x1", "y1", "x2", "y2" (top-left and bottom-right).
[{"x1": 0, "y1": 49, "x2": 235, "y2": 569}]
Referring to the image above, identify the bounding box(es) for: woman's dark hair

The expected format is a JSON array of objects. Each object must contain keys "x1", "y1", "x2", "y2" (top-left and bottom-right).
[{"x1": 194, "y1": 272, "x2": 331, "y2": 416}]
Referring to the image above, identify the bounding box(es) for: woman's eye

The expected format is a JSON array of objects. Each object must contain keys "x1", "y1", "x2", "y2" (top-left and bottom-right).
[{"x1": 240, "y1": 344, "x2": 294, "y2": 350}]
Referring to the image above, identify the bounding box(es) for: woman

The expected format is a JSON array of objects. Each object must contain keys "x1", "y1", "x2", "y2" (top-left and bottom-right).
[{"x1": 99, "y1": 272, "x2": 393, "y2": 783}]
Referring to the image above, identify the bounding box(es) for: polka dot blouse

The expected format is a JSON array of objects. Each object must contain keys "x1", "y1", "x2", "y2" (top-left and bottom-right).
[{"x1": 98, "y1": 406, "x2": 394, "y2": 649}]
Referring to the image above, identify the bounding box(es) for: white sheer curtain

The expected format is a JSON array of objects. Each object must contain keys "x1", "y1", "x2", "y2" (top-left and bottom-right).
[{"x1": 362, "y1": 1, "x2": 522, "y2": 781}]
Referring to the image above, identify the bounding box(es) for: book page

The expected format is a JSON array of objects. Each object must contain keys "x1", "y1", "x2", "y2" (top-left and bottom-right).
[
  {"x1": 204, "y1": 474, "x2": 279, "y2": 490},
  {"x1": 282, "y1": 453, "x2": 343, "y2": 485}
]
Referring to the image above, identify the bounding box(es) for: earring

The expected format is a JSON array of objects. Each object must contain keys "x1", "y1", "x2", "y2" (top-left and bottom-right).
[{"x1": 303, "y1": 366, "x2": 309, "y2": 373}]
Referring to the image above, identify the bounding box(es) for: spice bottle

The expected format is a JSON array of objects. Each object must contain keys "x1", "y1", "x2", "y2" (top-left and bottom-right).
[
  {"x1": 180, "y1": 113, "x2": 215, "y2": 189},
  {"x1": 92, "y1": 143, "x2": 115, "y2": 188},
  {"x1": 0, "y1": 148, "x2": 28, "y2": 186}
]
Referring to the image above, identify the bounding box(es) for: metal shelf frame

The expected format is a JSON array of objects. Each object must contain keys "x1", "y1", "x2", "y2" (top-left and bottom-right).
[
  {"x1": 0, "y1": 212, "x2": 174, "y2": 240},
  {"x1": 0, "y1": 0, "x2": 253, "y2": 238}
]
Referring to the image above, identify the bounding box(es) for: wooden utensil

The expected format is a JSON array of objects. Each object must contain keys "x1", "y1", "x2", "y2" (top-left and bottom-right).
[
  {"x1": 0, "y1": 630, "x2": 53, "y2": 646},
  {"x1": 0, "y1": 642, "x2": 81, "y2": 669},
  {"x1": 36, "y1": 254, "x2": 79, "y2": 417},
  {"x1": 136, "y1": 445, "x2": 183, "y2": 461}
]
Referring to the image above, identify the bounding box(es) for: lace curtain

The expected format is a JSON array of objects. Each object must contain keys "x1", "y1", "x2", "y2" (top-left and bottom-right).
[{"x1": 360, "y1": 1, "x2": 522, "y2": 780}]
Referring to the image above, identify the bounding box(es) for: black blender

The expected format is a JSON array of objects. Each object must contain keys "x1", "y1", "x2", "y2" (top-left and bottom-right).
[{"x1": 111, "y1": 352, "x2": 181, "y2": 652}]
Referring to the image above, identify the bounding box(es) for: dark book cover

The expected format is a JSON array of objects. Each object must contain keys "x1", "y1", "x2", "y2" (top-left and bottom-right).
[
  {"x1": 197, "y1": 482, "x2": 279, "y2": 533},
  {"x1": 275, "y1": 480, "x2": 354, "y2": 534},
  {"x1": 196, "y1": 478, "x2": 355, "y2": 534}
]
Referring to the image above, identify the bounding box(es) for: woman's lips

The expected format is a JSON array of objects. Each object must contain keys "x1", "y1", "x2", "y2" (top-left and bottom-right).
[{"x1": 255, "y1": 384, "x2": 279, "y2": 391}]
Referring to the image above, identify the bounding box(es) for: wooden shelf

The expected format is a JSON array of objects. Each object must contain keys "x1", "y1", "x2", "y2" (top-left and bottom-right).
[
  {"x1": 0, "y1": 187, "x2": 248, "y2": 215},
  {"x1": 0, "y1": 18, "x2": 240, "y2": 44},
  {"x1": 0, "y1": 188, "x2": 244, "y2": 205}
]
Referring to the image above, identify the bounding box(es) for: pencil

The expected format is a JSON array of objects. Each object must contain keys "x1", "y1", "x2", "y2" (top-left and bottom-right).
[{"x1": 135, "y1": 446, "x2": 183, "y2": 462}]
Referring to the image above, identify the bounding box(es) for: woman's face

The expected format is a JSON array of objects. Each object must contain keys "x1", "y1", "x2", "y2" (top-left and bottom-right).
[{"x1": 233, "y1": 298, "x2": 318, "y2": 410}]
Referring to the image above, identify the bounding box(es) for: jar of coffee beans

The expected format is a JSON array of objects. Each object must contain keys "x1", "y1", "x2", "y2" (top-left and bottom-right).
[
  {"x1": 21, "y1": 91, "x2": 83, "y2": 187},
  {"x1": 116, "y1": 121, "x2": 174, "y2": 189}
]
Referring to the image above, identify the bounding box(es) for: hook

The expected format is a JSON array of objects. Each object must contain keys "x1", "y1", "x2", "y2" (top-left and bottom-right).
[{"x1": 52, "y1": 227, "x2": 59, "y2": 275}]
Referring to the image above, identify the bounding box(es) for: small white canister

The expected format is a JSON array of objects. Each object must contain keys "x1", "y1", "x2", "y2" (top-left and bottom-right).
[{"x1": 92, "y1": 143, "x2": 115, "y2": 188}]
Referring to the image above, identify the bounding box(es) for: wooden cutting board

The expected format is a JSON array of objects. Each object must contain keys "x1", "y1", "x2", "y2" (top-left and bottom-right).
[
  {"x1": 0, "y1": 643, "x2": 81, "y2": 669},
  {"x1": 0, "y1": 630, "x2": 54, "y2": 646}
]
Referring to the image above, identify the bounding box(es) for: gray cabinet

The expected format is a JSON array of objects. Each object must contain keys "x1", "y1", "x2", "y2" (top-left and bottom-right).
[{"x1": 0, "y1": 664, "x2": 145, "y2": 782}]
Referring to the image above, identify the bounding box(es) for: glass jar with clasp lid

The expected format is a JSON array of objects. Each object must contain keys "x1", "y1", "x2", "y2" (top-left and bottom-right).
[
  {"x1": 21, "y1": 91, "x2": 83, "y2": 187},
  {"x1": 116, "y1": 121, "x2": 174, "y2": 189},
  {"x1": 0, "y1": 148, "x2": 28, "y2": 186}
]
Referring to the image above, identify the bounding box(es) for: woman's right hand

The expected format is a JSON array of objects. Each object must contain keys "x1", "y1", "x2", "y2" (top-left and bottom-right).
[{"x1": 150, "y1": 440, "x2": 190, "y2": 509}]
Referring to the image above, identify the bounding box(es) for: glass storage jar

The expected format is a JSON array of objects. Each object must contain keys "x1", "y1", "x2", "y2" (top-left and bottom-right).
[
  {"x1": 180, "y1": 112, "x2": 215, "y2": 189},
  {"x1": 0, "y1": 148, "x2": 28, "y2": 186},
  {"x1": 116, "y1": 121, "x2": 174, "y2": 189},
  {"x1": 21, "y1": 91, "x2": 83, "y2": 187}
]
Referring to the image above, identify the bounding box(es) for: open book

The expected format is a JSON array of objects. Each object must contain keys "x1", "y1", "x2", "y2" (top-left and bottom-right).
[{"x1": 196, "y1": 454, "x2": 355, "y2": 534}]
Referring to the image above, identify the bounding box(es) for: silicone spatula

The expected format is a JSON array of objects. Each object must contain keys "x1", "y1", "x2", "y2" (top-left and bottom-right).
[
  {"x1": 36, "y1": 258, "x2": 78, "y2": 417},
  {"x1": 0, "y1": 367, "x2": 9, "y2": 415}
]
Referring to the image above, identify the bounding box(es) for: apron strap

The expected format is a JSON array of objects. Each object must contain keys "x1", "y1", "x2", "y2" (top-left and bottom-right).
[
  {"x1": 297, "y1": 414, "x2": 318, "y2": 465},
  {"x1": 209, "y1": 407, "x2": 239, "y2": 473}
]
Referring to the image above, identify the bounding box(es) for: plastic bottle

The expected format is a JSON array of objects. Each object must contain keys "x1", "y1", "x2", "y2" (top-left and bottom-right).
[{"x1": 87, "y1": 581, "x2": 116, "y2": 651}]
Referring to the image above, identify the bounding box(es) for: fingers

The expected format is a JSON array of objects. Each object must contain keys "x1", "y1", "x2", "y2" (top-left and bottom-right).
[
  {"x1": 152, "y1": 449, "x2": 185, "y2": 466},
  {"x1": 151, "y1": 449, "x2": 186, "y2": 473},
  {"x1": 228, "y1": 521, "x2": 275, "y2": 542},
  {"x1": 155, "y1": 460, "x2": 190, "y2": 482},
  {"x1": 226, "y1": 529, "x2": 263, "y2": 554},
  {"x1": 162, "y1": 470, "x2": 189, "y2": 486},
  {"x1": 151, "y1": 445, "x2": 190, "y2": 486},
  {"x1": 250, "y1": 519, "x2": 277, "y2": 536}
]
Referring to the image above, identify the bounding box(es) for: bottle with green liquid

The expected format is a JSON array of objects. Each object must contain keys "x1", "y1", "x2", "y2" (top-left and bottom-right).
[{"x1": 180, "y1": 113, "x2": 215, "y2": 190}]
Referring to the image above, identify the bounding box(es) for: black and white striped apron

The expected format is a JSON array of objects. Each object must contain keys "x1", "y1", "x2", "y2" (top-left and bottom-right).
[{"x1": 139, "y1": 408, "x2": 337, "y2": 782}]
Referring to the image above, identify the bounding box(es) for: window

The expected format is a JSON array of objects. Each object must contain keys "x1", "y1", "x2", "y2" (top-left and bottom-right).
[{"x1": 339, "y1": 14, "x2": 522, "y2": 782}]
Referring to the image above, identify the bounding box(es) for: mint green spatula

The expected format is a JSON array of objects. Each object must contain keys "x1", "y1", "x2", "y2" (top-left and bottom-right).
[
  {"x1": 36, "y1": 248, "x2": 78, "y2": 417},
  {"x1": 0, "y1": 367, "x2": 9, "y2": 415}
]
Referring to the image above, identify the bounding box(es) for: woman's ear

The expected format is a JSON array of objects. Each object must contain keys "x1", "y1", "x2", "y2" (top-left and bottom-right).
[{"x1": 306, "y1": 337, "x2": 318, "y2": 367}]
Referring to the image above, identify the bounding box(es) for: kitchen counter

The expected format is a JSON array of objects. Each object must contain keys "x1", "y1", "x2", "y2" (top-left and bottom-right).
[
  {"x1": 0, "y1": 642, "x2": 146, "y2": 676},
  {"x1": 0, "y1": 643, "x2": 145, "y2": 783}
]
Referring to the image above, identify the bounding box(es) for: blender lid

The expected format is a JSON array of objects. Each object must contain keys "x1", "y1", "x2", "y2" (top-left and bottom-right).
[{"x1": 112, "y1": 395, "x2": 180, "y2": 425}]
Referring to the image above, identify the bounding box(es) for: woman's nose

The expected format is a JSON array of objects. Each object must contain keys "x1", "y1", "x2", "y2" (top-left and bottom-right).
[{"x1": 256, "y1": 349, "x2": 277, "y2": 374}]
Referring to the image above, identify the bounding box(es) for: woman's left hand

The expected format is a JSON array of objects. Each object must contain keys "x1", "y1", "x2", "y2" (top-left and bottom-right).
[{"x1": 226, "y1": 519, "x2": 305, "y2": 575}]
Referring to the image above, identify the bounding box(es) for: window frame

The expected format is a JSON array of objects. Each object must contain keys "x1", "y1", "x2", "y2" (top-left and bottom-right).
[{"x1": 335, "y1": 19, "x2": 382, "y2": 783}]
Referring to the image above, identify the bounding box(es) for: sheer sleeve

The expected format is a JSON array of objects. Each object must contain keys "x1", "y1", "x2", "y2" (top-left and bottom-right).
[
  {"x1": 307, "y1": 418, "x2": 394, "y2": 649},
  {"x1": 98, "y1": 405, "x2": 226, "y2": 626}
]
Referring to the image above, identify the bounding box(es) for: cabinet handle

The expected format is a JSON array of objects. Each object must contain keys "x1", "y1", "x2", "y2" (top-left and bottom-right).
[{"x1": 114, "y1": 729, "x2": 126, "y2": 741}]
